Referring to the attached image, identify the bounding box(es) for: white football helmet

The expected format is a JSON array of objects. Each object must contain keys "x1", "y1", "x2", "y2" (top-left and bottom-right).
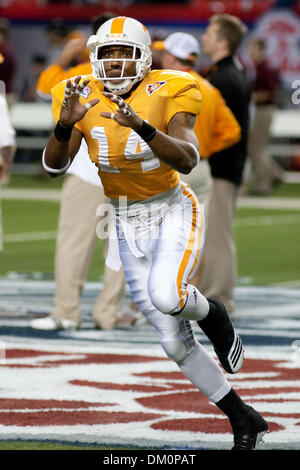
[{"x1": 87, "y1": 16, "x2": 152, "y2": 95}]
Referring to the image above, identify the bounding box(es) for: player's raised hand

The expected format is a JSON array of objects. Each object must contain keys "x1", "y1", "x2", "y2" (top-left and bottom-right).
[
  {"x1": 101, "y1": 92, "x2": 143, "y2": 131},
  {"x1": 59, "y1": 76, "x2": 99, "y2": 128}
]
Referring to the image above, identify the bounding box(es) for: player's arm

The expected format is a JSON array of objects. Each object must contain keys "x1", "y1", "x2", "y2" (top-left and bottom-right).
[
  {"x1": 101, "y1": 92, "x2": 199, "y2": 174},
  {"x1": 43, "y1": 76, "x2": 99, "y2": 177},
  {"x1": 43, "y1": 125, "x2": 82, "y2": 177},
  {"x1": 165, "y1": 111, "x2": 199, "y2": 173}
]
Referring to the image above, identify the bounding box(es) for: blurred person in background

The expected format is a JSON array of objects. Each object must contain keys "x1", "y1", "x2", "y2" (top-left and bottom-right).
[
  {"x1": 0, "y1": 19, "x2": 16, "y2": 105},
  {"x1": 31, "y1": 12, "x2": 128, "y2": 331},
  {"x1": 154, "y1": 32, "x2": 241, "y2": 291},
  {"x1": 20, "y1": 54, "x2": 47, "y2": 102},
  {"x1": 151, "y1": 28, "x2": 167, "y2": 69},
  {"x1": 247, "y1": 37, "x2": 284, "y2": 196},
  {"x1": 155, "y1": 32, "x2": 241, "y2": 209},
  {"x1": 46, "y1": 17, "x2": 88, "y2": 66},
  {"x1": 0, "y1": 84, "x2": 16, "y2": 251},
  {"x1": 16, "y1": 54, "x2": 48, "y2": 165},
  {"x1": 198, "y1": 14, "x2": 251, "y2": 315},
  {"x1": 46, "y1": 18, "x2": 72, "y2": 65}
]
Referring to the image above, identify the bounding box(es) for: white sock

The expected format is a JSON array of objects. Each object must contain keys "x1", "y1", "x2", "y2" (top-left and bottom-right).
[
  {"x1": 179, "y1": 342, "x2": 231, "y2": 402},
  {"x1": 176, "y1": 284, "x2": 209, "y2": 321}
]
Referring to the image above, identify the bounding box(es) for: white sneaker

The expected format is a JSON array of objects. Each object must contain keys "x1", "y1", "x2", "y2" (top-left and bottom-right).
[{"x1": 29, "y1": 316, "x2": 80, "y2": 331}]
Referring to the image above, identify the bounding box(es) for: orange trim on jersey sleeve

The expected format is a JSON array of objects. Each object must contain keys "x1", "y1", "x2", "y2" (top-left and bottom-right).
[
  {"x1": 176, "y1": 184, "x2": 204, "y2": 309},
  {"x1": 110, "y1": 17, "x2": 126, "y2": 34}
]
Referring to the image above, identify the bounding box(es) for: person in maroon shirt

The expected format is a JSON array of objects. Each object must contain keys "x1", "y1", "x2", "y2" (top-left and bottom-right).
[
  {"x1": 0, "y1": 19, "x2": 16, "y2": 102},
  {"x1": 247, "y1": 37, "x2": 284, "y2": 195}
]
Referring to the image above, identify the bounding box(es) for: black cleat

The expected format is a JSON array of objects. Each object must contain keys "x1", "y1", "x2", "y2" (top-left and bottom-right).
[{"x1": 231, "y1": 406, "x2": 268, "y2": 450}]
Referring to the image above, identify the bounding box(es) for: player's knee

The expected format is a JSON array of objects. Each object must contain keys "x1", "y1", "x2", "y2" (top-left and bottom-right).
[
  {"x1": 149, "y1": 285, "x2": 180, "y2": 315},
  {"x1": 161, "y1": 339, "x2": 188, "y2": 363},
  {"x1": 132, "y1": 292, "x2": 153, "y2": 315}
]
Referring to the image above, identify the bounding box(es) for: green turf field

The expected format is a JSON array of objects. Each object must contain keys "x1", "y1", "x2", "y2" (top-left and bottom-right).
[
  {"x1": 4, "y1": 173, "x2": 64, "y2": 189},
  {"x1": 235, "y1": 207, "x2": 300, "y2": 285},
  {"x1": 0, "y1": 199, "x2": 105, "y2": 281},
  {"x1": 1, "y1": 177, "x2": 300, "y2": 285}
]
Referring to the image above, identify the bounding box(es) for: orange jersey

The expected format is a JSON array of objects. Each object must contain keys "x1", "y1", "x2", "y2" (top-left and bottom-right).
[
  {"x1": 189, "y1": 70, "x2": 241, "y2": 158},
  {"x1": 51, "y1": 70, "x2": 202, "y2": 200}
]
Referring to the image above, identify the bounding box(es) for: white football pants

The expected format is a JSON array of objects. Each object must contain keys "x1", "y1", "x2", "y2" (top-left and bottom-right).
[{"x1": 115, "y1": 183, "x2": 230, "y2": 403}]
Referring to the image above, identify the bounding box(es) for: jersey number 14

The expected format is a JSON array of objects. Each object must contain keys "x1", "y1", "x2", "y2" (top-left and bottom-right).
[{"x1": 91, "y1": 126, "x2": 161, "y2": 174}]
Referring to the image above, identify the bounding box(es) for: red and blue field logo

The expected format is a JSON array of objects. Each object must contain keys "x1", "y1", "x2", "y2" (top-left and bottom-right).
[
  {"x1": 0, "y1": 344, "x2": 299, "y2": 449},
  {"x1": 0, "y1": 284, "x2": 300, "y2": 450}
]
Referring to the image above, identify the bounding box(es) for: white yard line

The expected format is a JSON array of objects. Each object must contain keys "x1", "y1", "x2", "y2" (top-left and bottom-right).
[
  {"x1": 234, "y1": 213, "x2": 300, "y2": 227},
  {"x1": 3, "y1": 213, "x2": 300, "y2": 244},
  {"x1": 3, "y1": 231, "x2": 57, "y2": 243},
  {"x1": 1, "y1": 188, "x2": 61, "y2": 201},
  {"x1": 238, "y1": 196, "x2": 300, "y2": 210}
]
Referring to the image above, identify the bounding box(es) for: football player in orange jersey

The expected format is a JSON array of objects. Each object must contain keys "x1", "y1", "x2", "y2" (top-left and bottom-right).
[{"x1": 42, "y1": 17, "x2": 268, "y2": 449}]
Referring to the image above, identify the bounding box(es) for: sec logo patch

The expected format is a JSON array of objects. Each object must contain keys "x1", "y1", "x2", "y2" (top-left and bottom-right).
[{"x1": 146, "y1": 81, "x2": 167, "y2": 96}]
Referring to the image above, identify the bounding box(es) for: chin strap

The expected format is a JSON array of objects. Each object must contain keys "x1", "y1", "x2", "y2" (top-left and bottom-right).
[{"x1": 105, "y1": 78, "x2": 134, "y2": 95}]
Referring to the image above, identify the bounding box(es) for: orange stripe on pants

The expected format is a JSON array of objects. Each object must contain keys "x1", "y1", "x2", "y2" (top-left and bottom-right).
[{"x1": 176, "y1": 184, "x2": 204, "y2": 309}]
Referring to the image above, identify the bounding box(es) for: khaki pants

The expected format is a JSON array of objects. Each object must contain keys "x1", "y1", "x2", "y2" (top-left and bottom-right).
[
  {"x1": 53, "y1": 174, "x2": 125, "y2": 329},
  {"x1": 195, "y1": 178, "x2": 239, "y2": 313},
  {"x1": 248, "y1": 105, "x2": 283, "y2": 193}
]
